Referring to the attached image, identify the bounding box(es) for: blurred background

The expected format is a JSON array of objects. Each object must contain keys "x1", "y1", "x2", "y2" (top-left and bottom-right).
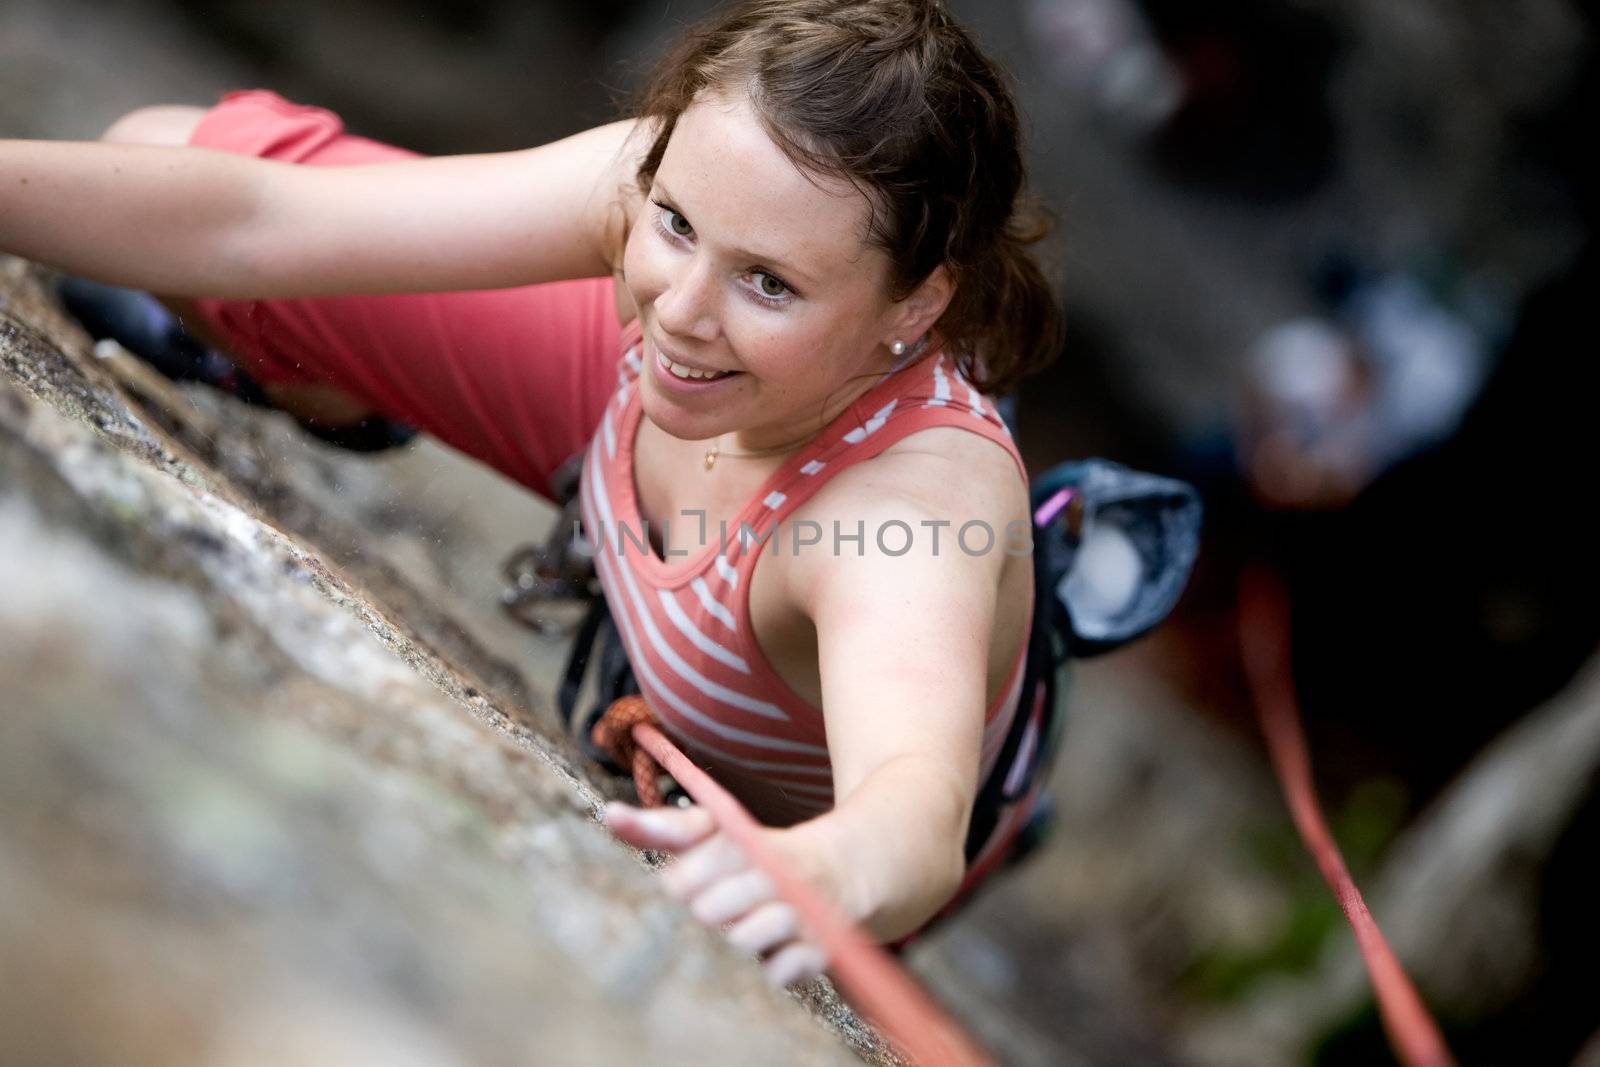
[{"x1": 3, "y1": 0, "x2": 1594, "y2": 1063}]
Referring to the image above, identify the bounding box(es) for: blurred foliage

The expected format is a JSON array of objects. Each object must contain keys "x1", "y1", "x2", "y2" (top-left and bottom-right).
[{"x1": 1178, "y1": 776, "x2": 1409, "y2": 1003}]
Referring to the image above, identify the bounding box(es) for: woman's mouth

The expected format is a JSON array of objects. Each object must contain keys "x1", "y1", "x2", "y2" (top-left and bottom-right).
[
  {"x1": 650, "y1": 341, "x2": 744, "y2": 390},
  {"x1": 657, "y1": 348, "x2": 737, "y2": 381}
]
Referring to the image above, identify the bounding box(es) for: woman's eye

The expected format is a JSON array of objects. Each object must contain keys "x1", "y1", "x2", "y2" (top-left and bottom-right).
[
  {"x1": 665, "y1": 208, "x2": 693, "y2": 237},
  {"x1": 755, "y1": 272, "x2": 788, "y2": 298}
]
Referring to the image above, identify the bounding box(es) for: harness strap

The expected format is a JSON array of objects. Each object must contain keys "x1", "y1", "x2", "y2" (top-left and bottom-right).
[
  {"x1": 962, "y1": 507, "x2": 1071, "y2": 863},
  {"x1": 559, "y1": 592, "x2": 646, "y2": 775},
  {"x1": 558, "y1": 594, "x2": 608, "y2": 731}
]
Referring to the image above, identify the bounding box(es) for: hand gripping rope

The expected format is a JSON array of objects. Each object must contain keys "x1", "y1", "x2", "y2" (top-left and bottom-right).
[{"x1": 593, "y1": 694, "x2": 996, "y2": 1067}]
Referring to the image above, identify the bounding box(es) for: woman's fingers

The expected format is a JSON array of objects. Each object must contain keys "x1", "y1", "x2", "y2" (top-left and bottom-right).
[
  {"x1": 725, "y1": 900, "x2": 800, "y2": 958},
  {"x1": 763, "y1": 941, "x2": 828, "y2": 989},
  {"x1": 659, "y1": 832, "x2": 744, "y2": 898},
  {"x1": 605, "y1": 806, "x2": 825, "y2": 985},
  {"x1": 602, "y1": 802, "x2": 716, "y2": 852},
  {"x1": 689, "y1": 867, "x2": 777, "y2": 927}
]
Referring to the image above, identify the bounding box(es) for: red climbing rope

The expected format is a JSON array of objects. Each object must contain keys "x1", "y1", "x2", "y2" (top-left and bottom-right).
[
  {"x1": 591, "y1": 695, "x2": 665, "y2": 808},
  {"x1": 594, "y1": 696, "x2": 994, "y2": 1067},
  {"x1": 1238, "y1": 564, "x2": 1456, "y2": 1067}
]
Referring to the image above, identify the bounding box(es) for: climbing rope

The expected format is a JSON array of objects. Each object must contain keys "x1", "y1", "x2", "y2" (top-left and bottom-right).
[
  {"x1": 593, "y1": 695, "x2": 995, "y2": 1067},
  {"x1": 591, "y1": 695, "x2": 665, "y2": 808},
  {"x1": 1238, "y1": 564, "x2": 1456, "y2": 1067}
]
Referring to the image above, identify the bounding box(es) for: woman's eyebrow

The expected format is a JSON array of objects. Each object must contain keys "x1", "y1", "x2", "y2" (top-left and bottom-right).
[{"x1": 654, "y1": 180, "x2": 818, "y2": 286}]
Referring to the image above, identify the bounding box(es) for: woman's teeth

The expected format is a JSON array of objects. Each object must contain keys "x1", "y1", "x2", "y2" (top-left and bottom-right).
[{"x1": 658, "y1": 350, "x2": 735, "y2": 381}]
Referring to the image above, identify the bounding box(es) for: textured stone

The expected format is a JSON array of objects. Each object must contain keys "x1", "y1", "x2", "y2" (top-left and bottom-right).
[{"x1": 0, "y1": 259, "x2": 893, "y2": 1066}]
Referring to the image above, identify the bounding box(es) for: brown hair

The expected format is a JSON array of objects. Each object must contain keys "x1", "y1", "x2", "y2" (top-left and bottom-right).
[{"x1": 630, "y1": 0, "x2": 1061, "y2": 396}]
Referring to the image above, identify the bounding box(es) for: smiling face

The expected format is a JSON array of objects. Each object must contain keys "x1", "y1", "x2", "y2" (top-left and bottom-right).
[{"x1": 621, "y1": 90, "x2": 943, "y2": 451}]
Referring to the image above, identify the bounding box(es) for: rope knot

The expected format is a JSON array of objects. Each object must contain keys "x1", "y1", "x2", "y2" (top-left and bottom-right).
[{"x1": 591, "y1": 695, "x2": 665, "y2": 807}]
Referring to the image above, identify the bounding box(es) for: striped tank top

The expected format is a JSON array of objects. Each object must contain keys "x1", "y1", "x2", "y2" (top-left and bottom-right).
[{"x1": 577, "y1": 321, "x2": 1036, "y2": 829}]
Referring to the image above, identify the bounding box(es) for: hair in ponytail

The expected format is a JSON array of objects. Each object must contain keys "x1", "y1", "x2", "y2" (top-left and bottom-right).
[{"x1": 632, "y1": 0, "x2": 1062, "y2": 395}]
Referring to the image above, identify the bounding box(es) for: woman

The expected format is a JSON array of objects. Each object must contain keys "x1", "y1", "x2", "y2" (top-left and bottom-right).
[{"x1": 1, "y1": 0, "x2": 1061, "y2": 986}]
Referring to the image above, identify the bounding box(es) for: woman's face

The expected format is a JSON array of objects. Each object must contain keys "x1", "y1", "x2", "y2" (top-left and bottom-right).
[{"x1": 622, "y1": 90, "x2": 916, "y2": 450}]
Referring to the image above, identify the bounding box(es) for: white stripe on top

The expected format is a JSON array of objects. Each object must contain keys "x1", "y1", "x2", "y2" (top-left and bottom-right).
[
  {"x1": 665, "y1": 724, "x2": 835, "y2": 778},
  {"x1": 690, "y1": 575, "x2": 738, "y2": 631},
  {"x1": 965, "y1": 380, "x2": 987, "y2": 419},
  {"x1": 842, "y1": 399, "x2": 898, "y2": 444},
  {"x1": 926, "y1": 353, "x2": 951, "y2": 408},
  {"x1": 588, "y1": 452, "x2": 788, "y2": 721},
  {"x1": 658, "y1": 587, "x2": 749, "y2": 673}
]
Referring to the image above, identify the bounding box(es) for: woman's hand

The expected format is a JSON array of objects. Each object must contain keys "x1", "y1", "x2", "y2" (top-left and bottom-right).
[{"x1": 602, "y1": 801, "x2": 831, "y2": 988}]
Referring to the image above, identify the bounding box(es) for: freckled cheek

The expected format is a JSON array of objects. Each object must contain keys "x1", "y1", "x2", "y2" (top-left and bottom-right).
[{"x1": 728, "y1": 330, "x2": 824, "y2": 388}]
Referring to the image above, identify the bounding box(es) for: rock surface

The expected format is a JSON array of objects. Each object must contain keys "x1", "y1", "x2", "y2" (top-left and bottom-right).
[{"x1": 0, "y1": 258, "x2": 902, "y2": 1066}]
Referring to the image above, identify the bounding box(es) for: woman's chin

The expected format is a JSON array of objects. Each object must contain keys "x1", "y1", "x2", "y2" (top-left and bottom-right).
[{"x1": 638, "y1": 383, "x2": 720, "y2": 442}]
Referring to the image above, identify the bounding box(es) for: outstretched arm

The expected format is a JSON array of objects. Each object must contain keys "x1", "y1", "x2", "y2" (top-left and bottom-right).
[
  {"x1": 0, "y1": 117, "x2": 648, "y2": 298},
  {"x1": 605, "y1": 433, "x2": 1026, "y2": 983},
  {"x1": 772, "y1": 455, "x2": 1014, "y2": 941}
]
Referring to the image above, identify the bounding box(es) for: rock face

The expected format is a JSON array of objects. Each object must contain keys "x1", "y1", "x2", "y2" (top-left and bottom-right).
[{"x1": 0, "y1": 258, "x2": 898, "y2": 1065}]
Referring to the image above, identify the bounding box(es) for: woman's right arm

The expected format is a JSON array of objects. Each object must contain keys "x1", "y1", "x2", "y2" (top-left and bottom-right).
[{"x1": 0, "y1": 118, "x2": 649, "y2": 299}]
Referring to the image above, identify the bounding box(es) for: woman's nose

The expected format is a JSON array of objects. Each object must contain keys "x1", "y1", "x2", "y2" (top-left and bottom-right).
[{"x1": 653, "y1": 258, "x2": 719, "y2": 342}]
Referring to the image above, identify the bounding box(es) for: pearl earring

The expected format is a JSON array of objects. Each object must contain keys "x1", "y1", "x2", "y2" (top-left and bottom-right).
[{"x1": 890, "y1": 339, "x2": 907, "y2": 356}]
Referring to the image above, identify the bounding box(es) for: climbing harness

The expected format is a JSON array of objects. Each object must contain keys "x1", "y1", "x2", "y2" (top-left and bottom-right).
[{"x1": 498, "y1": 453, "x2": 598, "y2": 639}]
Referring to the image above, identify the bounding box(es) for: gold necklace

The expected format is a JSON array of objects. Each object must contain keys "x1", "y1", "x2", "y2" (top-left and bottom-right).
[{"x1": 703, "y1": 432, "x2": 814, "y2": 471}]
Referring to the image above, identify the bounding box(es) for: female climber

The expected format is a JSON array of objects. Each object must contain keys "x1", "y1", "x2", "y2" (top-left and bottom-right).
[{"x1": 0, "y1": 0, "x2": 1061, "y2": 987}]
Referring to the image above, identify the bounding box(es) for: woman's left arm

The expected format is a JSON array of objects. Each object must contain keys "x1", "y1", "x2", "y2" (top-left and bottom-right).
[
  {"x1": 781, "y1": 481, "x2": 1007, "y2": 939},
  {"x1": 603, "y1": 438, "x2": 1021, "y2": 982}
]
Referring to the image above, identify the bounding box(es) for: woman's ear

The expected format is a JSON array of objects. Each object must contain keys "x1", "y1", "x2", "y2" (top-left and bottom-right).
[{"x1": 887, "y1": 264, "x2": 955, "y2": 348}]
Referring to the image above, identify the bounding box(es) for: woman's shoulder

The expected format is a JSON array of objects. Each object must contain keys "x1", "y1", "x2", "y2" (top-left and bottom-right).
[
  {"x1": 855, "y1": 421, "x2": 1024, "y2": 503},
  {"x1": 778, "y1": 423, "x2": 1027, "y2": 634},
  {"x1": 792, "y1": 349, "x2": 1028, "y2": 525},
  {"x1": 790, "y1": 418, "x2": 1029, "y2": 559}
]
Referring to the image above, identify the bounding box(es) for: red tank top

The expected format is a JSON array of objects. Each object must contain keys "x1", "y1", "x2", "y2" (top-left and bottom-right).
[{"x1": 578, "y1": 321, "x2": 1034, "y2": 827}]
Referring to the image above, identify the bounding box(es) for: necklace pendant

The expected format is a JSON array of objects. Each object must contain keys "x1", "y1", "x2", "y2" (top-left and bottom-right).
[{"x1": 703, "y1": 449, "x2": 717, "y2": 471}]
